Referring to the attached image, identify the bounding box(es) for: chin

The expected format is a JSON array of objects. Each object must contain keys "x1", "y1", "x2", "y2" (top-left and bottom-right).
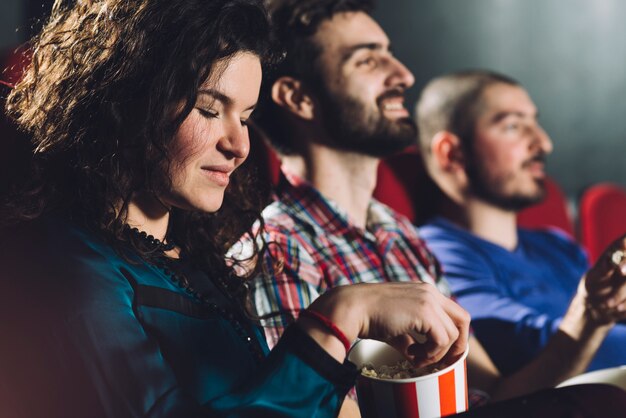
[
  {"x1": 196, "y1": 200, "x2": 225, "y2": 213},
  {"x1": 170, "y1": 197, "x2": 225, "y2": 213},
  {"x1": 165, "y1": 185, "x2": 227, "y2": 213},
  {"x1": 529, "y1": 180, "x2": 547, "y2": 199}
]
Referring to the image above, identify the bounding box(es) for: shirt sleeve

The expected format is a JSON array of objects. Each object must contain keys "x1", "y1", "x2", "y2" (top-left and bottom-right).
[
  {"x1": 210, "y1": 326, "x2": 358, "y2": 417},
  {"x1": 250, "y1": 225, "x2": 325, "y2": 348}
]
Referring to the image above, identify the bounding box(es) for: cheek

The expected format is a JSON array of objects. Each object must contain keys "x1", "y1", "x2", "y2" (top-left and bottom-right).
[
  {"x1": 480, "y1": 133, "x2": 520, "y2": 164},
  {"x1": 348, "y1": 80, "x2": 377, "y2": 104},
  {"x1": 330, "y1": 73, "x2": 374, "y2": 102},
  {"x1": 171, "y1": 115, "x2": 209, "y2": 169},
  {"x1": 506, "y1": 143, "x2": 530, "y2": 166},
  {"x1": 472, "y1": 139, "x2": 513, "y2": 179}
]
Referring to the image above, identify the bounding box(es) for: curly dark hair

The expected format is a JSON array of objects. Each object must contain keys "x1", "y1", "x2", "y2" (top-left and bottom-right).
[
  {"x1": 3, "y1": 0, "x2": 276, "y2": 300},
  {"x1": 253, "y1": 0, "x2": 373, "y2": 155}
]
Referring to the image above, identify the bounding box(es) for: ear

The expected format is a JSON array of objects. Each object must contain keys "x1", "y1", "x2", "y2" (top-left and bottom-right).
[
  {"x1": 430, "y1": 131, "x2": 466, "y2": 173},
  {"x1": 271, "y1": 76, "x2": 315, "y2": 121}
]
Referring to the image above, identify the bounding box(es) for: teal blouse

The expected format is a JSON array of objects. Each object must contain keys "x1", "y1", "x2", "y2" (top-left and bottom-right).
[{"x1": 0, "y1": 217, "x2": 357, "y2": 418}]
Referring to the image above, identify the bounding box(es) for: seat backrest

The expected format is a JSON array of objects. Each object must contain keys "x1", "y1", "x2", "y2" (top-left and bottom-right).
[
  {"x1": 579, "y1": 183, "x2": 626, "y2": 263},
  {"x1": 373, "y1": 147, "x2": 442, "y2": 225},
  {"x1": 373, "y1": 151, "x2": 419, "y2": 222},
  {"x1": 517, "y1": 177, "x2": 575, "y2": 237}
]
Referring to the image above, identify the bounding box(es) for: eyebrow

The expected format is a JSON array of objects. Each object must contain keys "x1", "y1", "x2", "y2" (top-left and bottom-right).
[
  {"x1": 197, "y1": 89, "x2": 256, "y2": 111},
  {"x1": 340, "y1": 42, "x2": 388, "y2": 63},
  {"x1": 491, "y1": 110, "x2": 538, "y2": 124}
]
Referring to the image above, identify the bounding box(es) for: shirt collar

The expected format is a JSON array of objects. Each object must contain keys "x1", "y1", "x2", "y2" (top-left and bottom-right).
[{"x1": 277, "y1": 168, "x2": 397, "y2": 238}]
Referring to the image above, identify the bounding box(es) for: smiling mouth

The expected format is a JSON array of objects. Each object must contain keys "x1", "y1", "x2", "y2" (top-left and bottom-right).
[
  {"x1": 380, "y1": 99, "x2": 410, "y2": 119},
  {"x1": 201, "y1": 168, "x2": 231, "y2": 187},
  {"x1": 378, "y1": 90, "x2": 409, "y2": 117},
  {"x1": 382, "y1": 102, "x2": 405, "y2": 111}
]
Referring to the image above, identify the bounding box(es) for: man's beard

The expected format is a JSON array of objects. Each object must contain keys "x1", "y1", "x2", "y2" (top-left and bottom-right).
[
  {"x1": 465, "y1": 149, "x2": 548, "y2": 211},
  {"x1": 316, "y1": 86, "x2": 417, "y2": 157}
]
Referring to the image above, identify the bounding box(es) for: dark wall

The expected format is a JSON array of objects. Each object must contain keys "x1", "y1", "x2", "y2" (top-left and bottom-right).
[
  {"x1": 373, "y1": 0, "x2": 626, "y2": 198},
  {"x1": 1, "y1": 0, "x2": 53, "y2": 51},
  {"x1": 0, "y1": 0, "x2": 22, "y2": 51}
]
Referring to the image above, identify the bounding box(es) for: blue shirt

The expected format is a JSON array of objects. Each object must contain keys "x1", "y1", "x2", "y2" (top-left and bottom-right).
[{"x1": 421, "y1": 217, "x2": 626, "y2": 374}]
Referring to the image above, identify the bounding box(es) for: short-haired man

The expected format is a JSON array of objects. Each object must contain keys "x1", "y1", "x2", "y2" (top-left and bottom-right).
[
  {"x1": 416, "y1": 69, "x2": 626, "y2": 376},
  {"x1": 230, "y1": 3, "x2": 626, "y2": 415}
]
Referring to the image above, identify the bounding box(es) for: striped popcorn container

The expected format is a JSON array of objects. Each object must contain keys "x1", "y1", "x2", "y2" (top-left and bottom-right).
[{"x1": 348, "y1": 340, "x2": 469, "y2": 418}]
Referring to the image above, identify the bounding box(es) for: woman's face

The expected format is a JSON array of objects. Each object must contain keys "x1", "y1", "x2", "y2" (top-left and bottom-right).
[{"x1": 163, "y1": 52, "x2": 262, "y2": 213}]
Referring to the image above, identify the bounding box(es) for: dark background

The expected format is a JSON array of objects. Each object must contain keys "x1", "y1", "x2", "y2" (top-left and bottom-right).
[
  {"x1": 371, "y1": 0, "x2": 626, "y2": 203},
  {"x1": 2, "y1": 0, "x2": 626, "y2": 202}
]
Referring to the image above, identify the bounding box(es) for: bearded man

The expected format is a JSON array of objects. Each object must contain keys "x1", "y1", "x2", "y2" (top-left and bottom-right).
[{"x1": 417, "y1": 69, "x2": 626, "y2": 376}]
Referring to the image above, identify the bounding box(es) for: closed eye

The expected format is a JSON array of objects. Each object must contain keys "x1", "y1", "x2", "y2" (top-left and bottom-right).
[{"x1": 197, "y1": 108, "x2": 218, "y2": 119}]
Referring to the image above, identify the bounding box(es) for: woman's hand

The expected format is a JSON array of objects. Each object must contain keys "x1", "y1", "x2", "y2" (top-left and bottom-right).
[{"x1": 303, "y1": 282, "x2": 470, "y2": 369}]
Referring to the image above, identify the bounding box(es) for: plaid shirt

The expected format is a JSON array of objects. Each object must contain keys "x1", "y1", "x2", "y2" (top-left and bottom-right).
[{"x1": 230, "y1": 170, "x2": 449, "y2": 348}]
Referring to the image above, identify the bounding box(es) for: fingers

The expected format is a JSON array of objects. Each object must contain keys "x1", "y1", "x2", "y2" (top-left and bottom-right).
[
  {"x1": 442, "y1": 295, "x2": 471, "y2": 361},
  {"x1": 413, "y1": 314, "x2": 458, "y2": 367},
  {"x1": 567, "y1": 236, "x2": 626, "y2": 321},
  {"x1": 582, "y1": 235, "x2": 626, "y2": 322},
  {"x1": 611, "y1": 249, "x2": 626, "y2": 271},
  {"x1": 420, "y1": 295, "x2": 470, "y2": 368},
  {"x1": 596, "y1": 234, "x2": 626, "y2": 276},
  {"x1": 370, "y1": 283, "x2": 470, "y2": 369},
  {"x1": 590, "y1": 271, "x2": 626, "y2": 322}
]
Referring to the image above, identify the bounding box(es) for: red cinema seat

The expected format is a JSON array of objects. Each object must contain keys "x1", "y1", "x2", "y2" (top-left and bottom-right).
[
  {"x1": 517, "y1": 177, "x2": 575, "y2": 237},
  {"x1": 373, "y1": 148, "x2": 442, "y2": 225},
  {"x1": 579, "y1": 183, "x2": 626, "y2": 264},
  {"x1": 374, "y1": 154, "x2": 417, "y2": 222}
]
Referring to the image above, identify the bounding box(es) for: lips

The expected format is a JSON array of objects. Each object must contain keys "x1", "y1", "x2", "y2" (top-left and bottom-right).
[
  {"x1": 201, "y1": 165, "x2": 233, "y2": 187},
  {"x1": 378, "y1": 89, "x2": 409, "y2": 118},
  {"x1": 523, "y1": 154, "x2": 548, "y2": 178}
]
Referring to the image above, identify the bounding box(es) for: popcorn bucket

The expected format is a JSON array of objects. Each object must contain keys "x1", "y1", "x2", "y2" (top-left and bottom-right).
[{"x1": 347, "y1": 339, "x2": 469, "y2": 418}]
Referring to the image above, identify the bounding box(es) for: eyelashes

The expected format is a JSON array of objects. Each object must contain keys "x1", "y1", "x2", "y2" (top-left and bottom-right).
[
  {"x1": 197, "y1": 108, "x2": 218, "y2": 119},
  {"x1": 197, "y1": 108, "x2": 249, "y2": 127}
]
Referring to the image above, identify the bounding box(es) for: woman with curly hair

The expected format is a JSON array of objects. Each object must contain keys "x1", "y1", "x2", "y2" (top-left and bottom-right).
[{"x1": 0, "y1": 0, "x2": 469, "y2": 417}]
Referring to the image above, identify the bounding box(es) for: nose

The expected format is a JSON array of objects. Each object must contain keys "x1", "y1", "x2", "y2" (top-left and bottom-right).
[
  {"x1": 385, "y1": 55, "x2": 415, "y2": 90},
  {"x1": 533, "y1": 124, "x2": 553, "y2": 155},
  {"x1": 218, "y1": 119, "x2": 249, "y2": 161}
]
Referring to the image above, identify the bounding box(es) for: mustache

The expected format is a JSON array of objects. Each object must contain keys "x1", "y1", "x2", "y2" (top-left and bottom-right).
[
  {"x1": 522, "y1": 152, "x2": 547, "y2": 168},
  {"x1": 377, "y1": 87, "x2": 406, "y2": 104}
]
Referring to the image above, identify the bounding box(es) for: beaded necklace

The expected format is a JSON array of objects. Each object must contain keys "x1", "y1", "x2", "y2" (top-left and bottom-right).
[
  {"x1": 124, "y1": 225, "x2": 176, "y2": 252},
  {"x1": 123, "y1": 225, "x2": 265, "y2": 362}
]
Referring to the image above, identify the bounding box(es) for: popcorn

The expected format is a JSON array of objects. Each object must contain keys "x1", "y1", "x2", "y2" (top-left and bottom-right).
[
  {"x1": 361, "y1": 360, "x2": 440, "y2": 380},
  {"x1": 349, "y1": 340, "x2": 470, "y2": 416}
]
